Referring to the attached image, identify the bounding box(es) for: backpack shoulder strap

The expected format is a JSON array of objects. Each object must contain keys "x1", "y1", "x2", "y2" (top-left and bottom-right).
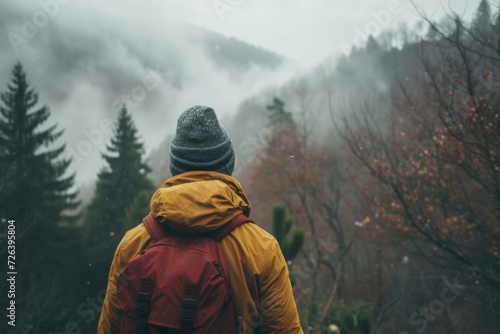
[
  {"x1": 211, "y1": 213, "x2": 253, "y2": 242},
  {"x1": 142, "y1": 213, "x2": 167, "y2": 243},
  {"x1": 143, "y1": 212, "x2": 252, "y2": 243}
]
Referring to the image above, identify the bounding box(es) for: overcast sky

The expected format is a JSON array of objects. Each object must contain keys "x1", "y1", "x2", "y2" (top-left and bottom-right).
[
  {"x1": 4, "y1": 0, "x2": 481, "y2": 68},
  {"x1": 0, "y1": 0, "x2": 484, "y2": 185},
  {"x1": 172, "y1": 0, "x2": 480, "y2": 67}
]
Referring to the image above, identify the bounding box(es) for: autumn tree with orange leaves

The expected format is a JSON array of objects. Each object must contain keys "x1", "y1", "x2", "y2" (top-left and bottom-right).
[
  {"x1": 247, "y1": 97, "x2": 356, "y2": 332},
  {"x1": 338, "y1": 10, "x2": 500, "y2": 300}
]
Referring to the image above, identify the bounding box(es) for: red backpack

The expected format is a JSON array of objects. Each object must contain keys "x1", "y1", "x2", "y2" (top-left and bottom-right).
[{"x1": 116, "y1": 213, "x2": 250, "y2": 334}]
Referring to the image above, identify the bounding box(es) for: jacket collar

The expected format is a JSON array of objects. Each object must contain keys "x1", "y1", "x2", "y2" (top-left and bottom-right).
[{"x1": 150, "y1": 171, "x2": 251, "y2": 233}]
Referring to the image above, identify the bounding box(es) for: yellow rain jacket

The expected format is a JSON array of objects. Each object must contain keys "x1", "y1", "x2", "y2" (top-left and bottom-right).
[{"x1": 97, "y1": 171, "x2": 303, "y2": 334}]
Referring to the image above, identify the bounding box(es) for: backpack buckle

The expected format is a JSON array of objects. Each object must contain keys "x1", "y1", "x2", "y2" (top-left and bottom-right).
[
  {"x1": 135, "y1": 292, "x2": 151, "y2": 317},
  {"x1": 181, "y1": 298, "x2": 197, "y2": 322}
]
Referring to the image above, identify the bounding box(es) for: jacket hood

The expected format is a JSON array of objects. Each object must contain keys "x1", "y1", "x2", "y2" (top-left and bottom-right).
[{"x1": 150, "y1": 171, "x2": 251, "y2": 233}]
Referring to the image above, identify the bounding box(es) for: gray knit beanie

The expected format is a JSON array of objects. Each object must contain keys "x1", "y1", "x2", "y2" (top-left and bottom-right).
[{"x1": 169, "y1": 105, "x2": 235, "y2": 176}]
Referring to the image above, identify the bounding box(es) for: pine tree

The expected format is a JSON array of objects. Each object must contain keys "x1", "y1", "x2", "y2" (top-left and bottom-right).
[
  {"x1": 494, "y1": 5, "x2": 500, "y2": 35},
  {"x1": 365, "y1": 35, "x2": 381, "y2": 53},
  {"x1": 270, "y1": 204, "x2": 304, "y2": 287},
  {"x1": 124, "y1": 189, "x2": 152, "y2": 230},
  {"x1": 0, "y1": 63, "x2": 81, "y2": 333},
  {"x1": 450, "y1": 15, "x2": 466, "y2": 41},
  {"x1": 425, "y1": 22, "x2": 440, "y2": 41},
  {"x1": 86, "y1": 105, "x2": 154, "y2": 241},
  {"x1": 0, "y1": 62, "x2": 78, "y2": 259},
  {"x1": 267, "y1": 97, "x2": 296, "y2": 131},
  {"x1": 472, "y1": 0, "x2": 492, "y2": 37},
  {"x1": 271, "y1": 204, "x2": 304, "y2": 262},
  {"x1": 84, "y1": 105, "x2": 154, "y2": 290}
]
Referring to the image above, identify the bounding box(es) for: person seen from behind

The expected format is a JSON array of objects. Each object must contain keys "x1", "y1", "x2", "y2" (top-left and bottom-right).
[{"x1": 97, "y1": 105, "x2": 304, "y2": 334}]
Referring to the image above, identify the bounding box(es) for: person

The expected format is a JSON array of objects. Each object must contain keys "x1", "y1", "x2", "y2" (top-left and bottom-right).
[{"x1": 97, "y1": 105, "x2": 304, "y2": 334}]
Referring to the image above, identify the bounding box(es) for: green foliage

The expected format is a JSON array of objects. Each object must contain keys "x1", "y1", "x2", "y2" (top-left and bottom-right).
[
  {"x1": 496, "y1": 11, "x2": 500, "y2": 35},
  {"x1": 289, "y1": 228, "x2": 305, "y2": 260},
  {"x1": 472, "y1": 0, "x2": 492, "y2": 34},
  {"x1": 124, "y1": 189, "x2": 153, "y2": 230},
  {"x1": 0, "y1": 62, "x2": 79, "y2": 259},
  {"x1": 85, "y1": 105, "x2": 154, "y2": 240},
  {"x1": 271, "y1": 204, "x2": 304, "y2": 261},
  {"x1": 267, "y1": 97, "x2": 296, "y2": 131},
  {"x1": 309, "y1": 301, "x2": 322, "y2": 329},
  {"x1": 0, "y1": 63, "x2": 82, "y2": 333},
  {"x1": 323, "y1": 302, "x2": 372, "y2": 334},
  {"x1": 84, "y1": 105, "x2": 154, "y2": 291},
  {"x1": 272, "y1": 203, "x2": 286, "y2": 242},
  {"x1": 365, "y1": 36, "x2": 380, "y2": 53}
]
